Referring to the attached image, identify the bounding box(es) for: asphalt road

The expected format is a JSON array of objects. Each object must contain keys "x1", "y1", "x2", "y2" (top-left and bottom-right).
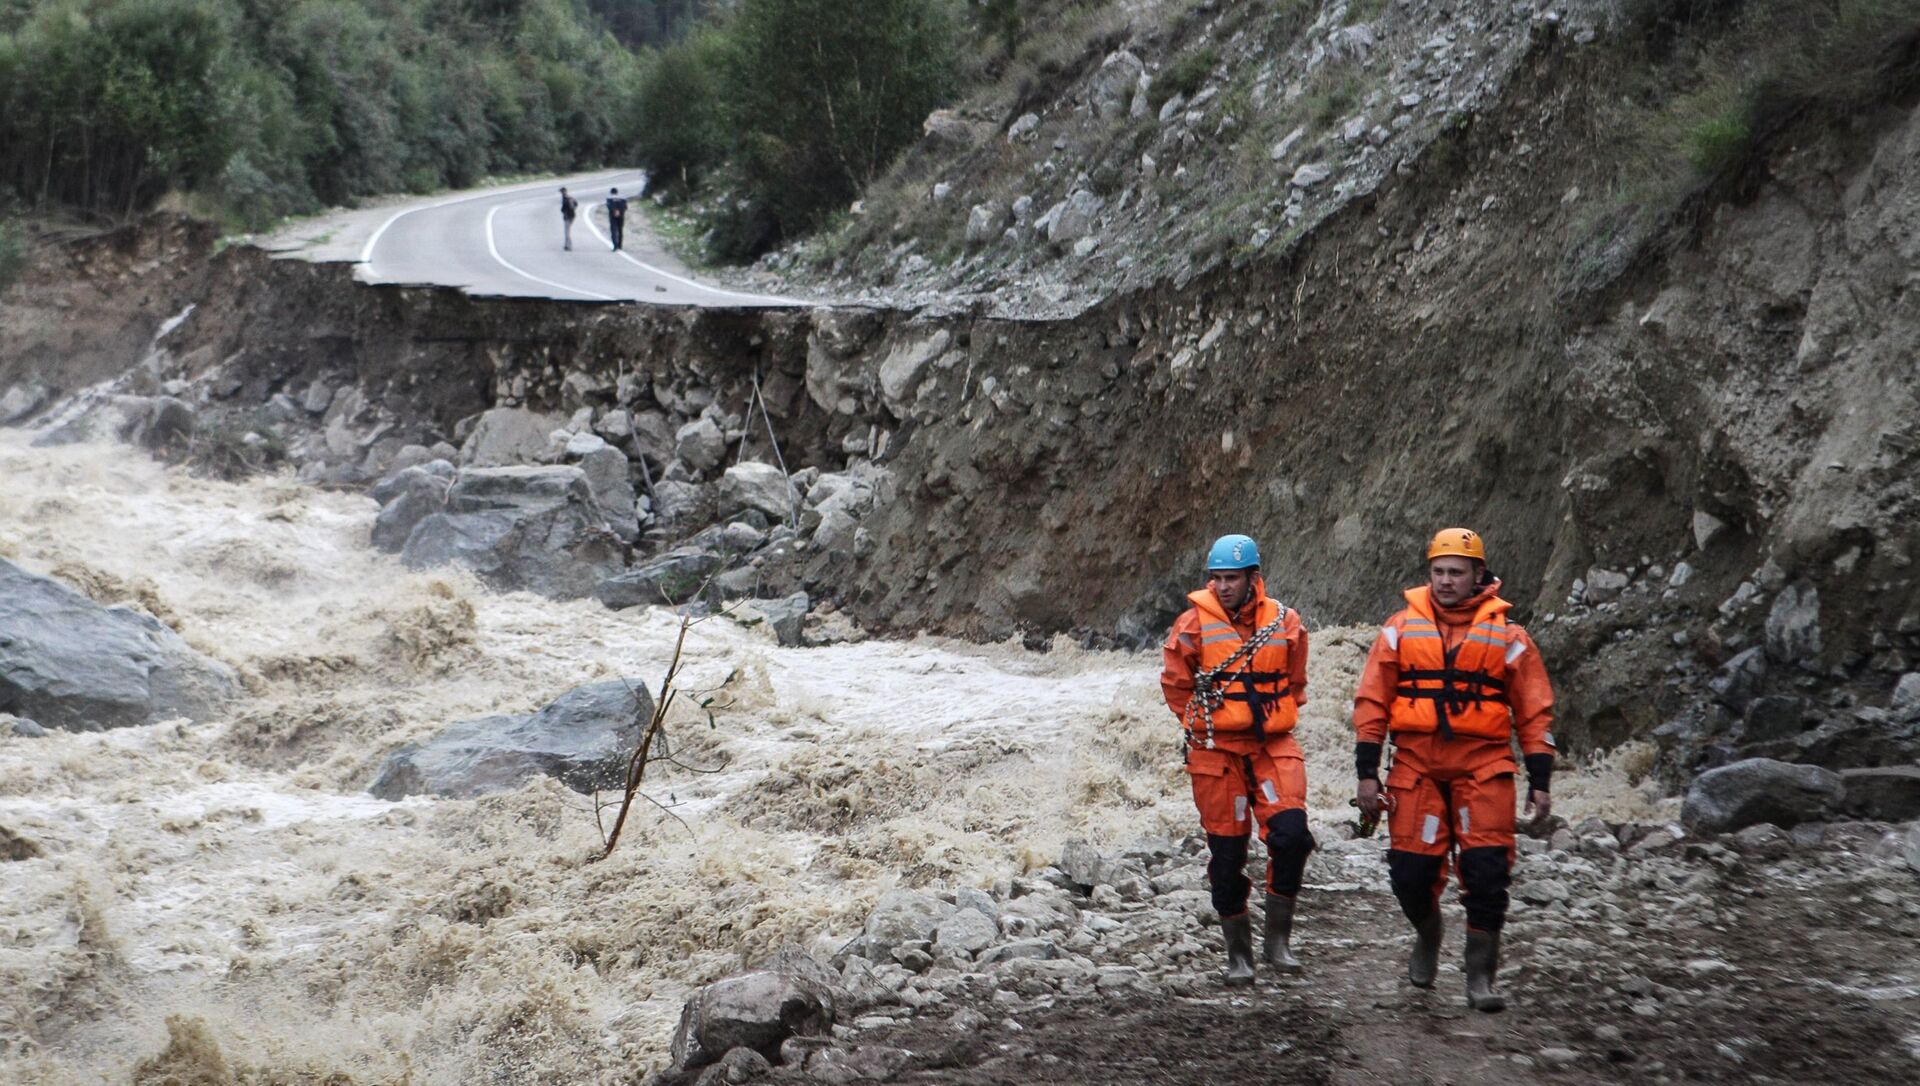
[{"x1": 352, "y1": 170, "x2": 799, "y2": 307}]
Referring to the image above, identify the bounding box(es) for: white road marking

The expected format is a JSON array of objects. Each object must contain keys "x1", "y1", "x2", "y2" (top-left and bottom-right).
[
  {"x1": 579, "y1": 210, "x2": 801, "y2": 306},
  {"x1": 484, "y1": 206, "x2": 614, "y2": 301},
  {"x1": 359, "y1": 170, "x2": 637, "y2": 279}
]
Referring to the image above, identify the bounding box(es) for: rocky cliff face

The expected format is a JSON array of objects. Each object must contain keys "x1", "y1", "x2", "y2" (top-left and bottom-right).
[{"x1": 4, "y1": 13, "x2": 1917, "y2": 779}]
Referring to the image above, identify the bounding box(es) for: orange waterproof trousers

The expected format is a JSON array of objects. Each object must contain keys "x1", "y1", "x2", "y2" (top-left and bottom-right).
[
  {"x1": 1385, "y1": 758, "x2": 1516, "y2": 933},
  {"x1": 1187, "y1": 737, "x2": 1313, "y2": 916}
]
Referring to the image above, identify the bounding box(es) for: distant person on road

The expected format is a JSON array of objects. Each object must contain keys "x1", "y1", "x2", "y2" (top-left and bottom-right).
[
  {"x1": 605, "y1": 187, "x2": 629, "y2": 251},
  {"x1": 1352, "y1": 528, "x2": 1556, "y2": 1013},
  {"x1": 560, "y1": 186, "x2": 577, "y2": 251},
  {"x1": 1161, "y1": 534, "x2": 1314, "y2": 987}
]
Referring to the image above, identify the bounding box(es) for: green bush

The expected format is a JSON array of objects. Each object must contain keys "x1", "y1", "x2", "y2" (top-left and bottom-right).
[
  {"x1": 632, "y1": 30, "x2": 728, "y2": 192},
  {"x1": 1149, "y1": 46, "x2": 1218, "y2": 111},
  {"x1": 710, "y1": 0, "x2": 959, "y2": 256}
]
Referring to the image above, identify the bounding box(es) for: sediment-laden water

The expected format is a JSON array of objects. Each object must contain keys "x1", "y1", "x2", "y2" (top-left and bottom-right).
[{"x1": 0, "y1": 437, "x2": 1671, "y2": 1084}]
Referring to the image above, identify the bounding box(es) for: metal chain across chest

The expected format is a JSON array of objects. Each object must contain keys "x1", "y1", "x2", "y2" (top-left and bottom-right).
[{"x1": 1183, "y1": 609, "x2": 1287, "y2": 750}]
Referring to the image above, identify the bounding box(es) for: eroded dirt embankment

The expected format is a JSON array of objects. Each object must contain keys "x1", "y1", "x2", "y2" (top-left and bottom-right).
[{"x1": 5, "y1": 30, "x2": 1918, "y2": 775}]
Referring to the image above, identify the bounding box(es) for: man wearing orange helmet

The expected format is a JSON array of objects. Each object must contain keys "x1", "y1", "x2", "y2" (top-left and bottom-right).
[
  {"x1": 1352, "y1": 528, "x2": 1555, "y2": 1012},
  {"x1": 1162, "y1": 533, "x2": 1314, "y2": 986}
]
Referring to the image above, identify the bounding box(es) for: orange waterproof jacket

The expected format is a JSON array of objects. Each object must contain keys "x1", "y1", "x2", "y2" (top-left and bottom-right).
[
  {"x1": 1162, "y1": 576, "x2": 1308, "y2": 751},
  {"x1": 1353, "y1": 580, "x2": 1554, "y2": 774}
]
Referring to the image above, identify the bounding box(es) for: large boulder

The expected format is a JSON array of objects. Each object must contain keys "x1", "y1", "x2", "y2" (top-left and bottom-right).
[
  {"x1": 369, "y1": 461, "x2": 456, "y2": 552},
  {"x1": 1681, "y1": 758, "x2": 1843, "y2": 833},
  {"x1": 0, "y1": 559, "x2": 239, "y2": 731},
  {"x1": 670, "y1": 967, "x2": 836, "y2": 1072},
  {"x1": 878, "y1": 330, "x2": 951, "y2": 416},
  {"x1": 1837, "y1": 767, "x2": 1920, "y2": 822},
  {"x1": 594, "y1": 550, "x2": 725, "y2": 610},
  {"x1": 368, "y1": 679, "x2": 653, "y2": 800},
  {"x1": 32, "y1": 394, "x2": 195, "y2": 452},
  {"x1": 719, "y1": 462, "x2": 793, "y2": 522},
  {"x1": 1765, "y1": 583, "x2": 1822, "y2": 663},
  {"x1": 0, "y1": 383, "x2": 49, "y2": 425},
  {"x1": 1043, "y1": 189, "x2": 1104, "y2": 246},
  {"x1": 862, "y1": 890, "x2": 955, "y2": 953},
  {"x1": 459, "y1": 407, "x2": 566, "y2": 466},
  {"x1": 1089, "y1": 50, "x2": 1145, "y2": 119},
  {"x1": 400, "y1": 466, "x2": 623, "y2": 598},
  {"x1": 577, "y1": 446, "x2": 639, "y2": 543},
  {"x1": 675, "y1": 417, "x2": 728, "y2": 473}
]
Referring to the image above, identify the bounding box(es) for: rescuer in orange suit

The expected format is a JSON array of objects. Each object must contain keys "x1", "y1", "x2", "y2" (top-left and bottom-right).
[
  {"x1": 1162, "y1": 533, "x2": 1313, "y2": 986},
  {"x1": 1352, "y1": 528, "x2": 1555, "y2": 1012}
]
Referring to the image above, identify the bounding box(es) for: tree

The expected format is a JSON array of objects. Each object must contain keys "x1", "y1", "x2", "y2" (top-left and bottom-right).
[
  {"x1": 632, "y1": 28, "x2": 725, "y2": 190},
  {"x1": 716, "y1": 0, "x2": 957, "y2": 251}
]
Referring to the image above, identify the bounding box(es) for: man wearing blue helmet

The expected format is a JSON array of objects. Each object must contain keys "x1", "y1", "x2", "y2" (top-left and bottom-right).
[{"x1": 1161, "y1": 533, "x2": 1314, "y2": 986}]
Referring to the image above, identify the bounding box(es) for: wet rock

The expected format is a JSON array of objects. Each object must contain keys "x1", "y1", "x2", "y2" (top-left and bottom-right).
[
  {"x1": 1837, "y1": 767, "x2": 1920, "y2": 822},
  {"x1": 0, "y1": 383, "x2": 49, "y2": 425},
  {"x1": 595, "y1": 550, "x2": 725, "y2": 610},
  {"x1": 1693, "y1": 509, "x2": 1728, "y2": 551},
  {"x1": 2, "y1": 713, "x2": 48, "y2": 738},
  {"x1": 0, "y1": 558, "x2": 240, "y2": 731},
  {"x1": 744, "y1": 593, "x2": 810, "y2": 647},
  {"x1": 721, "y1": 462, "x2": 794, "y2": 521},
  {"x1": 676, "y1": 416, "x2": 728, "y2": 473},
  {"x1": 579, "y1": 446, "x2": 639, "y2": 543},
  {"x1": 1058, "y1": 839, "x2": 1130, "y2": 889},
  {"x1": 671, "y1": 969, "x2": 836, "y2": 1073},
  {"x1": 459, "y1": 407, "x2": 566, "y2": 466},
  {"x1": 863, "y1": 891, "x2": 956, "y2": 953},
  {"x1": 401, "y1": 467, "x2": 623, "y2": 598},
  {"x1": 1742, "y1": 695, "x2": 1806, "y2": 743},
  {"x1": 1681, "y1": 758, "x2": 1842, "y2": 832},
  {"x1": 977, "y1": 939, "x2": 1059, "y2": 966},
  {"x1": 804, "y1": 1045, "x2": 911, "y2": 1084},
  {"x1": 1765, "y1": 584, "x2": 1822, "y2": 663},
  {"x1": 932, "y1": 908, "x2": 999, "y2": 958},
  {"x1": 33, "y1": 394, "x2": 194, "y2": 452},
  {"x1": 369, "y1": 461, "x2": 456, "y2": 552},
  {"x1": 367, "y1": 678, "x2": 652, "y2": 800},
  {"x1": 1710, "y1": 648, "x2": 1768, "y2": 713},
  {"x1": 1584, "y1": 567, "x2": 1630, "y2": 604},
  {"x1": 694, "y1": 1047, "x2": 771, "y2": 1085},
  {"x1": 1891, "y1": 672, "x2": 1920, "y2": 712}
]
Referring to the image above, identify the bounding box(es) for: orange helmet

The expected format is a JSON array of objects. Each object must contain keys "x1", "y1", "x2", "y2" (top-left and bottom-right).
[{"x1": 1426, "y1": 527, "x2": 1486, "y2": 562}]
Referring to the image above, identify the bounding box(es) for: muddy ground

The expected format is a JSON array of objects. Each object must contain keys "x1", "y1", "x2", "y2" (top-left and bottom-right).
[{"x1": 731, "y1": 830, "x2": 1919, "y2": 1086}]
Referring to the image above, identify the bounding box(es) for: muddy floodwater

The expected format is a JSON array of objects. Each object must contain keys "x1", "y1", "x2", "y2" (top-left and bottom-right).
[{"x1": 0, "y1": 437, "x2": 1671, "y2": 1084}]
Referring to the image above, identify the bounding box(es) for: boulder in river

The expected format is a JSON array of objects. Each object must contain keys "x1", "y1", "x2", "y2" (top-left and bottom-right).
[
  {"x1": 400, "y1": 466, "x2": 624, "y2": 598},
  {"x1": 368, "y1": 679, "x2": 654, "y2": 800},
  {"x1": 0, "y1": 558, "x2": 239, "y2": 731}
]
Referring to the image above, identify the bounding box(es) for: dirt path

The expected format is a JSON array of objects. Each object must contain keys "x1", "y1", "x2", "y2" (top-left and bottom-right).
[{"x1": 715, "y1": 827, "x2": 1920, "y2": 1086}]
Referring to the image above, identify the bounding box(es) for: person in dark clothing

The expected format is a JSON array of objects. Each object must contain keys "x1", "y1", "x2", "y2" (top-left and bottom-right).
[
  {"x1": 560, "y1": 187, "x2": 577, "y2": 251},
  {"x1": 605, "y1": 187, "x2": 629, "y2": 251}
]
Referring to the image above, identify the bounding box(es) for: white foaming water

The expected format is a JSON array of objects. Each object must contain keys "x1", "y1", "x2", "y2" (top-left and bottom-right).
[{"x1": 0, "y1": 434, "x2": 1675, "y2": 1084}]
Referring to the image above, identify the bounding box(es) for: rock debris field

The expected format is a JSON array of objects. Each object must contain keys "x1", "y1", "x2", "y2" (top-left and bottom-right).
[{"x1": 0, "y1": 436, "x2": 1916, "y2": 1086}]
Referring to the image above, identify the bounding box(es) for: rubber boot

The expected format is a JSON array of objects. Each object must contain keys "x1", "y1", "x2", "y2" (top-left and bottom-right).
[
  {"x1": 1221, "y1": 913, "x2": 1257, "y2": 987},
  {"x1": 1464, "y1": 928, "x2": 1506, "y2": 1012},
  {"x1": 1408, "y1": 910, "x2": 1442, "y2": 989},
  {"x1": 1263, "y1": 894, "x2": 1303, "y2": 973}
]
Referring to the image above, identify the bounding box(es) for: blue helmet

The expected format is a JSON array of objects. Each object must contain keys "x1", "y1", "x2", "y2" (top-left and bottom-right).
[{"x1": 1206, "y1": 534, "x2": 1261, "y2": 571}]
